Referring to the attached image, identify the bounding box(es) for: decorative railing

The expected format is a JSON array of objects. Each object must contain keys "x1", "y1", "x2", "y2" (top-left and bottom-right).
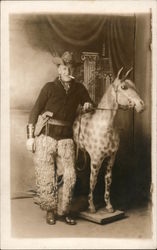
[
  {"x1": 81, "y1": 51, "x2": 113, "y2": 104},
  {"x1": 81, "y1": 52, "x2": 99, "y2": 102}
]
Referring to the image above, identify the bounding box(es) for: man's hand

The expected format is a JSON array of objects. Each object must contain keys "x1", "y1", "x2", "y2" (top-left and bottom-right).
[
  {"x1": 83, "y1": 102, "x2": 93, "y2": 112},
  {"x1": 26, "y1": 138, "x2": 35, "y2": 153}
]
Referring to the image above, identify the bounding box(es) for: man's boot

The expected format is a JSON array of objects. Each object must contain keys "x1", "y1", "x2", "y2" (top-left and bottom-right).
[
  {"x1": 65, "y1": 214, "x2": 76, "y2": 225},
  {"x1": 46, "y1": 210, "x2": 56, "y2": 225}
]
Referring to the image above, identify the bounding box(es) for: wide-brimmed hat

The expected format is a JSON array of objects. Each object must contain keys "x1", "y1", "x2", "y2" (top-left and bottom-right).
[{"x1": 52, "y1": 51, "x2": 74, "y2": 67}]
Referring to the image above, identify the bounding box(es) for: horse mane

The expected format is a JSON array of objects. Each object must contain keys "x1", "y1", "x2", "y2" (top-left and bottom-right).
[{"x1": 98, "y1": 83, "x2": 117, "y2": 109}]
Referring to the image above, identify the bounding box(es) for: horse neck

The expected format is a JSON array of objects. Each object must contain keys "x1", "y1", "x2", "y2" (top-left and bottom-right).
[{"x1": 94, "y1": 85, "x2": 118, "y2": 127}]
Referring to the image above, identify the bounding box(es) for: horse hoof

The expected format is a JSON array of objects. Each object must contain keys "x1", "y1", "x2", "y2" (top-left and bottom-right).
[
  {"x1": 88, "y1": 207, "x2": 96, "y2": 213},
  {"x1": 106, "y1": 207, "x2": 114, "y2": 213}
]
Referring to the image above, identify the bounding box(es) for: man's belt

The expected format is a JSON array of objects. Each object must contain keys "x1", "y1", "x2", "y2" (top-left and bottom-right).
[
  {"x1": 48, "y1": 119, "x2": 71, "y2": 127},
  {"x1": 34, "y1": 112, "x2": 71, "y2": 136}
]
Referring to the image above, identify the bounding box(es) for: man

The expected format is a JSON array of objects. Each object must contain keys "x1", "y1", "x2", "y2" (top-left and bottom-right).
[{"x1": 26, "y1": 51, "x2": 93, "y2": 225}]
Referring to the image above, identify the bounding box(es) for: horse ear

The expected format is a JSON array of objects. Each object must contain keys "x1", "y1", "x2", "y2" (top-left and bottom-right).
[
  {"x1": 125, "y1": 67, "x2": 133, "y2": 77},
  {"x1": 121, "y1": 67, "x2": 133, "y2": 82},
  {"x1": 117, "y1": 67, "x2": 123, "y2": 79}
]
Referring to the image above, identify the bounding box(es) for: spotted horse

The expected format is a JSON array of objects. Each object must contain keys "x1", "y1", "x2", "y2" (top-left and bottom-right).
[{"x1": 73, "y1": 67, "x2": 145, "y2": 213}]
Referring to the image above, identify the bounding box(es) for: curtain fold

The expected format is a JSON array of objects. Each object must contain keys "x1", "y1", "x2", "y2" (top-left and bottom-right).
[
  {"x1": 108, "y1": 15, "x2": 135, "y2": 78},
  {"x1": 46, "y1": 15, "x2": 106, "y2": 46}
]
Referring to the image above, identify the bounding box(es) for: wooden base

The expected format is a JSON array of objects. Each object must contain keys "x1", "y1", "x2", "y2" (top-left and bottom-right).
[{"x1": 79, "y1": 208, "x2": 125, "y2": 225}]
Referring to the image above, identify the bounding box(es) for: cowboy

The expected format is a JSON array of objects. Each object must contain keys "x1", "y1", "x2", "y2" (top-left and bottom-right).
[{"x1": 26, "y1": 51, "x2": 93, "y2": 225}]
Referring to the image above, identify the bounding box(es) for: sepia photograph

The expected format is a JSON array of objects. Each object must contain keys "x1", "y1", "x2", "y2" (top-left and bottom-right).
[{"x1": 1, "y1": 0, "x2": 157, "y2": 249}]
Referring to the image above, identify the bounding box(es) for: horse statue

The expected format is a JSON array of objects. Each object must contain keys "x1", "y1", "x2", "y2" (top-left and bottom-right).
[{"x1": 73, "y1": 67, "x2": 144, "y2": 213}]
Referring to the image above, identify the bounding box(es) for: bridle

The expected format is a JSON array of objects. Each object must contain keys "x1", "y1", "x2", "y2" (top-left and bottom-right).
[
  {"x1": 80, "y1": 83, "x2": 132, "y2": 113},
  {"x1": 114, "y1": 82, "x2": 136, "y2": 110}
]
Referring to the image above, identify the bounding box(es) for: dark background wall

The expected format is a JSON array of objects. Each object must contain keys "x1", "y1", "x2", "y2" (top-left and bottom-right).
[
  {"x1": 112, "y1": 13, "x2": 151, "y2": 209},
  {"x1": 10, "y1": 13, "x2": 151, "y2": 209},
  {"x1": 110, "y1": 13, "x2": 151, "y2": 209},
  {"x1": 133, "y1": 14, "x2": 151, "y2": 204}
]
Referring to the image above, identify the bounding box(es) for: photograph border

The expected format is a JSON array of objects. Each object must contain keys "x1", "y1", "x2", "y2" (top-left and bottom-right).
[{"x1": 1, "y1": 1, "x2": 157, "y2": 249}]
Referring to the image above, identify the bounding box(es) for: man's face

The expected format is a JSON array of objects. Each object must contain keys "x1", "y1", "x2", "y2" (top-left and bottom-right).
[{"x1": 58, "y1": 65, "x2": 73, "y2": 82}]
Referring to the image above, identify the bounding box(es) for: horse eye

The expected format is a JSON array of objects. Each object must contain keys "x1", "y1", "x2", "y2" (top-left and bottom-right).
[{"x1": 121, "y1": 85, "x2": 128, "y2": 90}]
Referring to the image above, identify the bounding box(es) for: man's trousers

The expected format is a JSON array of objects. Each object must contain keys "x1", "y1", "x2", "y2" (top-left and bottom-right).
[{"x1": 33, "y1": 134, "x2": 76, "y2": 215}]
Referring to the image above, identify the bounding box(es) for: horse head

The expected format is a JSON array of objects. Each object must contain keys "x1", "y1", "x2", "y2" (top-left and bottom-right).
[{"x1": 112, "y1": 67, "x2": 145, "y2": 113}]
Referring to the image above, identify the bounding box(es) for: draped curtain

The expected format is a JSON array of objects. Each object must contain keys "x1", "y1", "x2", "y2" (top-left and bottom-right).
[
  {"x1": 47, "y1": 15, "x2": 106, "y2": 47},
  {"x1": 24, "y1": 14, "x2": 135, "y2": 76},
  {"x1": 107, "y1": 15, "x2": 135, "y2": 78}
]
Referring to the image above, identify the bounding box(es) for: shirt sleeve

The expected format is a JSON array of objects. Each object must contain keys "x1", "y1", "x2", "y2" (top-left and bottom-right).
[
  {"x1": 28, "y1": 83, "x2": 50, "y2": 125},
  {"x1": 78, "y1": 82, "x2": 95, "y2": 106}
]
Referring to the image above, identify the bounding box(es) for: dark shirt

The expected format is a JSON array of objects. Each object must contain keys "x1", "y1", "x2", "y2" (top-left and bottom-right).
[{"x1": 29, "y1": 78, "x2": 93, "y2": 140}]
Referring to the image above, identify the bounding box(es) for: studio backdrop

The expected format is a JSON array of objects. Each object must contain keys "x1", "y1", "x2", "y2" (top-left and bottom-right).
[{"x1": 10, "y1": 13, "x2": 151, "y2": 208}]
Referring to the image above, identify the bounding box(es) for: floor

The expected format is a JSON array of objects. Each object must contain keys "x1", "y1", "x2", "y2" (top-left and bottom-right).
[{"x1": 11, "y1": 198, "x2": 152, "y2": 239}]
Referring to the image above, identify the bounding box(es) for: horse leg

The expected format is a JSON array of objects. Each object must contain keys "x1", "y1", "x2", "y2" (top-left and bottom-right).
[
  {"x1": 88, "y1": 161, "x2": 101, "y2": 213},
  {"x1": 104, "y1": 152, "x2": 116, "y2": 213}
]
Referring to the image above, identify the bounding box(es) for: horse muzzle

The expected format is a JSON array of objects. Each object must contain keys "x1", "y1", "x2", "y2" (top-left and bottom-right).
[{"x1": 134, "y1": 99, "x2": 145, "y2": 113}]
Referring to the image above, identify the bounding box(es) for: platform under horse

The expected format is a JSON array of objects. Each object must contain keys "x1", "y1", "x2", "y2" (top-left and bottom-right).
[{"x1": 73, "y1": 67, "x2": 144, "y2": 213}]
